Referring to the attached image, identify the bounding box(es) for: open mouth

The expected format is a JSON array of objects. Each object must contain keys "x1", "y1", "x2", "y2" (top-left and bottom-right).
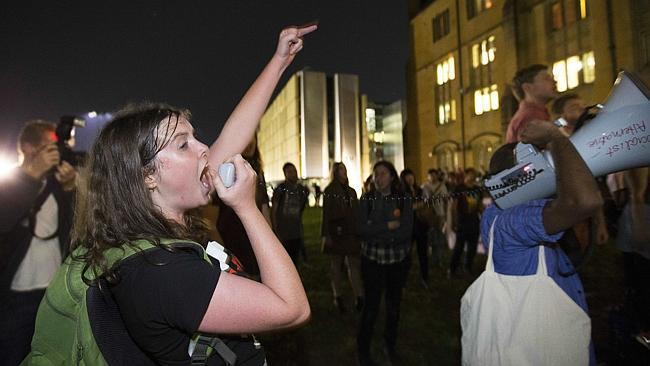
[{"x1": 200, "y1": 164, "x2": 211, "y2": 191}]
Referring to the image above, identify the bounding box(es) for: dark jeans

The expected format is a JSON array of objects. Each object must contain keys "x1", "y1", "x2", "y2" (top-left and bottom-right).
[
  {"x1": 0, "y1": 289, "x2": 46, "y2": 365},
  {"x1": 358, "y1": 256, "x2": 410, "y2": 357},
  {"x1": 450, "y1": 228, "x2": 479, "y2": 274},
  {"x1": 414, "y1": 229, "x2": 429, "y2": 281},
  {"x1": 428, "y1": 225, "x2": 446, "y2": 267}
]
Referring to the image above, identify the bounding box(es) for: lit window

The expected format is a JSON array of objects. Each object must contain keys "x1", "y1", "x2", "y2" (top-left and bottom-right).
[
  {"x1": 442, "y1": 61, "x2": 449, "y2": 83},
  {"x1": 553, "y1": 51, "x2": 596, "y2": 91},
  {"x1": 450, "y1": 99, "x2": 457, "y2": 120},
  {"x1": 472, "y1": 36, "x2": 496, "y2": 70},
  {"x1": 475, "y1": 84, "x2": 499, "y2": 115},
  {"x1": 553, "y1": 60, "x2": 568, "y2": 92},
  {"x1": 436, "y1": 55, "x2": 455, "y2": 86},
  {"x1": 579, "y1": 0, "x2": 588, "y2": 19},
  {"x1": 435, "y1": 54, "x2": 456, "y2": 125},
  {"x1": 566, "y1": 55, "x2": 583, "y2": 89},
  {"x1": 437, "y1": 98, "x2": 456, "y2": 124},
  {"x1": 490, "y1": 84, "x2": 499, "y2": 110},
  {"x1": 366, "y1": 108, "x2": 376, "y2": 131},
  {"x1": 474, "y1": 90, "x2": 483, "y2": 115},
  {"x1": 488, "y1": 36, "x2": 496, "y2": 62},
  {"x1": 481, "y1": 40, "x2": 488, "y2": 65},
  {"x1": 439, "y1": 105, "x2": 445, "y2": 125},
  {"x1": 583, "y1": 51, "x2": 595, "y2": 83},
  {"x1": 471, "y1": 36, "x2": 498, "y2": 115},
  {"x1": 448, "y1": 57, "x2": 455, "y2": 80},
  {"x1": 482, "y1": 87, "x2": 490, "y2": 112}
]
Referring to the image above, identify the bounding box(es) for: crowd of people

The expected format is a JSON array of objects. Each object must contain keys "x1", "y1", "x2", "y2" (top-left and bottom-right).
[
  {"x1": 1, "y1": 24, "x2": 648, "y2": 366},
  {"x1": 223, "y1": 63, "x2": 647, "y2": 366}
]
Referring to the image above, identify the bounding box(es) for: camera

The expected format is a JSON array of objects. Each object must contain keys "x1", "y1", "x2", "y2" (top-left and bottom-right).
[{"x1": 55, "y1": 116, "x2": 86, "y2": 166}]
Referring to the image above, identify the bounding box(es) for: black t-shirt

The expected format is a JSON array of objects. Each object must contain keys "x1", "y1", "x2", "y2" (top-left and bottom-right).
[{"x1": 110, "y1": 247, "x2": 265, "y2": 365}]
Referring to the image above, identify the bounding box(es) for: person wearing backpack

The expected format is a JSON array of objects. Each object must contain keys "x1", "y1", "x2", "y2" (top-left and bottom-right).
[{"x1": 22, "y1": 24, "x2": 315, "y2": 365}]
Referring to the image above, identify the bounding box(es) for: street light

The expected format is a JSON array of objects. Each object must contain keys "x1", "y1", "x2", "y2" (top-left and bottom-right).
[{"x1": 0, "y1": 155, "x2": 18, "y2": 180}]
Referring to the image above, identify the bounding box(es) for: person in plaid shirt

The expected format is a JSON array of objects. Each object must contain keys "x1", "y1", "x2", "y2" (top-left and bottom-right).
[{"x1": 357, "y1": 161, "x2": 413, "y2": 366}]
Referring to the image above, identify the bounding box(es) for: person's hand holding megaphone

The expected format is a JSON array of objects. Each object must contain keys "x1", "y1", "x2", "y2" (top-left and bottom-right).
[{"x1": 519, "y1": 119, "x2": 567, "y2": 150}]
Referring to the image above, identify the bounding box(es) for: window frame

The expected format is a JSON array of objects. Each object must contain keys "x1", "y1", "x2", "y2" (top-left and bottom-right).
[
  {"x1": 434, "y1": 54, "x2": 457, "y2": 126},
  {"x1": 470, "y1": 35, "x2": 499, "y2": 116},
  {"x1": 433, "y1": 9, "x2": 451, "y2": 42}
]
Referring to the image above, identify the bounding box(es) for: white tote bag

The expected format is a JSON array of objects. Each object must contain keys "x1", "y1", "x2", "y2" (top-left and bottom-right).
[{"x1": 460, "y1": 218, "x2": 591, "y2": 366}]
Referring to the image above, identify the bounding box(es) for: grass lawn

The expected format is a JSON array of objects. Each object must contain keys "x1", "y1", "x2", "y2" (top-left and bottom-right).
[{"x1": 261, "y1": 207, "x2": 629, "y2": 365}]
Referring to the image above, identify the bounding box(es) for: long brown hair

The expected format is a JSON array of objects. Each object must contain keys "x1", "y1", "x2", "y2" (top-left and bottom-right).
[
  {"x1": 373, "y1": 160, "x2": 403, "y2": 196},
  {"x1": 72, "y1": 102, "x2": 209, "y2": 283},
  {"x1": 328, "y1": 162, "x2": 349, "y2": 186}
]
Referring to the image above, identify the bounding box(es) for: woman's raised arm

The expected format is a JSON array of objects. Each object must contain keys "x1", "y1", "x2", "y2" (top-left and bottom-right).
[
  {"x1": 199, "y1": 155, "x2": 310, "y2": 334},
  {"x1": 208, "y1": 24, "x2": 317, "y2": 168}
]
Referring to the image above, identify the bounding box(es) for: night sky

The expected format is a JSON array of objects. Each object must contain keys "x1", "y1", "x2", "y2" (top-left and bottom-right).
[{"x1": 0, "y1": 1, "x2": 409, "y2": 157}]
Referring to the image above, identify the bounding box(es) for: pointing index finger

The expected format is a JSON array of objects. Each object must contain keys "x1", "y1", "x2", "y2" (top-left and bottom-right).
[{"x1": 296, "y1": 21, "x2": 318, "y2": 37}]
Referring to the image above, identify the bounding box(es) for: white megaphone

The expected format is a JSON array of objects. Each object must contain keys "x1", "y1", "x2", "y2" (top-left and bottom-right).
[{"x1": 486, "y1": 71, "x2": 650, "y2": 209}]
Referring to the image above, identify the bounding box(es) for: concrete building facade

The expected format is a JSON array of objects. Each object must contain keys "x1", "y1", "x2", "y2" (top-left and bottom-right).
[
  {"x1": 259, "y1": 70, "x2": 407, "y2": 194},
  {"x1": 258, "y1": 70, "x2": 365, "y2": 192},
  {"x1": 406, "y1": 0, "x2": 650, "y2": 179},
  {"x1": 360, "y1": 98, "x2": 407, "y2": 179}
]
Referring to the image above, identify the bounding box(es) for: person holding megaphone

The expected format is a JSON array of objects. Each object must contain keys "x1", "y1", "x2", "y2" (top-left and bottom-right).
[
  {"x1": 460, "y1": 119, "x2": 602, "y2": 366},
  {"x1": 23, "y1": 23, "x2": 316, "y2": 365}
]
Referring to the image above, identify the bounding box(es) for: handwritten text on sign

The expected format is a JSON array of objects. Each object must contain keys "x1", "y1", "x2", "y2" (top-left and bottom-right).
[{"x1": 585, "y1": 120, "x2": 647, "y2": 158}]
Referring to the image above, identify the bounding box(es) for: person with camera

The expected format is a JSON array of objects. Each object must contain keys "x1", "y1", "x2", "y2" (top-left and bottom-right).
[
  {"x1": 461, "y1": 120, "x2": 602, "y2": 365},
  {"x1": 0, "y1": 120, "x2": 77, "y2": 365}
]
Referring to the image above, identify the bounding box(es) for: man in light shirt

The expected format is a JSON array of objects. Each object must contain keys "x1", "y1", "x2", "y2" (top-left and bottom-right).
[{"x1": 0, "y1": 120, "x2": 76, "y2": 365}]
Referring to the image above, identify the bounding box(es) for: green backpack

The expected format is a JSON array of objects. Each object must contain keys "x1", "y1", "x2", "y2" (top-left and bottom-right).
[{"x1": 22, "y1": 239, "x2": 237, "y2": 366}]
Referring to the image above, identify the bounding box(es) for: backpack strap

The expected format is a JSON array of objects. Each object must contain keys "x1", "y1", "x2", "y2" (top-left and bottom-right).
[
  {"x1": 99, "y1": 239, "x2": 211, "y2": 276},
  {"x1": 88, "y1": 277, "x2": 157, "y2": 366},
  {"x1": 29, "y1": 177, "x2": 60, "y2": 240},
  {"x1": 190, "y1": 335, "x2": 237, "y2": 366}
]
